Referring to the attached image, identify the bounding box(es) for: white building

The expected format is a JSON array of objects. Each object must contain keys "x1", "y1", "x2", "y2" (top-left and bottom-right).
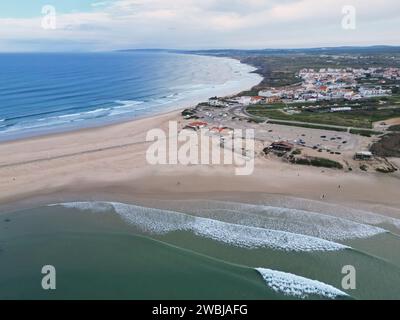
[
  {"x1": 259, "y1": 90, "x2": 283, "y2": 98},
  {"x1": 236, "y1": 96, "x2": 253, "y2": 106},
  {"x1": 359, "y1": 88, "x2": 392, "y2": 97},
  {"x1": 331, "y1": 107, "x2": 352, "y2": 112},
  {"x1": 208, "y1": 97, "x2": 226, "y2": 107}
]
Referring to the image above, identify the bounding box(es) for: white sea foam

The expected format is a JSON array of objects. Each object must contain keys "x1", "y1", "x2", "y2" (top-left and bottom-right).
[
  {"x1": 53, "y1": 202, "x2": 111, "y2": 212},
  {"x1": 109, "y1": 100, "x2": 148, "y2": 116},
  {"x1": 84, "y1": 108, "x2": 112, "y2": 115},
  {"x1": 1, "y1": 119, "x2": 72, "y2": 133},
  {"x1": 114, "y1": 100, "x2": 144, "y2": 108},
  {"x1": 256, "y1": 268, "x2": 349, "y2": 299},
  {"x1": 54, "y1": 202, "x2": 349, "y2": 252},
  {"x1": 58, "y1": 112, "x2": 88, "y2": 119},
  {"x1": 257, "y1": 197, "x2": 400, "y2": 230},
  {"x1": 1, "y1": 106, "x2": 125, "y2": 135},
  {"x1": 145, "y1": 199, "x2": 388, "y2": 241}
]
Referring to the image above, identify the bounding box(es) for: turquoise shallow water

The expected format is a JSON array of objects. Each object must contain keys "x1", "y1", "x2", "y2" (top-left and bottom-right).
[{"x1": 1, "y1": 202, "x2": 400, "y2": 300}]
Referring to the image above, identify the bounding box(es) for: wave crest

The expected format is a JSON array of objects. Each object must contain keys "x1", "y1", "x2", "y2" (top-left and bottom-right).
[
  {"x1": 54, "y1": 201, "x2": 349, "y2": 252},
  {"x1": 256, "y1": 268, "x2": 349, "y2": 299}
]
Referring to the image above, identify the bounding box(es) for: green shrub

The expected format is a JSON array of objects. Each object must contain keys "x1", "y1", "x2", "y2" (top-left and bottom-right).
[
  {"x1": 292, "y1": 149, "x2": 302, "y2": 155},
  {"x1": 292, "y1": 157, "x2": 343, "y2": 169},
  {"x1": 376, "y1": 167, "x2": 396, "y2": 173},
  {"x1": 268, "y1": 121, "x2": 347, "y2": 132},
  {"x1": 182, "y1": 109, "x2": 195, "y2": 116},
  {"x1": 350, "y1": 129, "x2": 382, "y2": 137},
  {"x1": 389, "y1": 125, "x2": 400, "y2": 132}
]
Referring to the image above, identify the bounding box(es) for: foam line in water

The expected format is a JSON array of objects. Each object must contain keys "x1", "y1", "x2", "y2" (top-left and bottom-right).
[
  {"x1": 255, "y1": 268, "x2": 349, "y2": 299},
  {"x1": 54, "y1": 202, "x2": 350, "y2": 252},
  {"x1": 154, "y1": 199, "x2": 388, "y2": 241},
  {"x1": 258, "y1": 197, "x2": 400, "y2": 229}
]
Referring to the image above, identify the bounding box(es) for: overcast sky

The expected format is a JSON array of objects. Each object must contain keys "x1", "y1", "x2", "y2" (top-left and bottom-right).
[{"x1": 0, "y1": 0, "x2": 399, "y2": 52}]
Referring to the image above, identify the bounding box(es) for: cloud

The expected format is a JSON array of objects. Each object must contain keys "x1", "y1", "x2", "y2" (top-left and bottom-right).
[
  {"x1": 91, "y1": 1, "x2": 111, "y2": 7},
  {"x1": 0, "y1": 0, "x2": 399, "y2": 51}
]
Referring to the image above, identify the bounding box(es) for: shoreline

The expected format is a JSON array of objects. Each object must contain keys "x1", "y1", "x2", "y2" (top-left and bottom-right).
[
  {"x1": 0, "y1": 55, "x2": 400, "y2": 219},
  {"x1": 0, "y1": 53, "x2": 262, "y2": 156},
  {"x1": 0, "y1": 107, "x2": 182, "y2": 146},
  {"x1": 0, "y1": 53, "x2": 262, "y2": 144},
  {"x1": 0, "y1": 103, "x2": 400, "y2": 216},
  {"x1": 1, "y1": 104, "x2": 400, "y2": 215}
]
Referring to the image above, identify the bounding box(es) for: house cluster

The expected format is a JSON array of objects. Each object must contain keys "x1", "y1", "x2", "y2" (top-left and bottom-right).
[
  {"x1": 208, "y1": 95, "x2": 269, "y2": 107},
  {"x1": 258, "y1": 67, "x2": 396, "y2": 104},
  {"x1": 378, "y1": 68, "x2": 400, "y2": 81},
  {"x1": 205, "y1": 67, "x2": 398, "y2": 108},
  {"x1": 183, "y1": 121, "x2": 233, "y2": 135},
  {"x1": 208, "y1": 97, "x2": 229, "y2": 107}
]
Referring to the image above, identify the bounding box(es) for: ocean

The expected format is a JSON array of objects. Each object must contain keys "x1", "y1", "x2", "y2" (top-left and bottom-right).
[
  {"x1": 1, "y1": 200, "x2": 400, "y2": 300},
  {"x1": 0, "y1": 52, "x2": 261, "y2": 141}
]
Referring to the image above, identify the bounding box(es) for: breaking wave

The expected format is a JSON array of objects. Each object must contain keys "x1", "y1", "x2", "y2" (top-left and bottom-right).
[
  {"x1": 155, "y1": 199, "x2": 389, "y2": 241},
  {"x1": 0, "y1": 100, "x2": 145, "y2": 135},
  {"x1": 258, "y1": 197, "x2": 400, "y2": 229},
  {"x1": 256, "y1": 268, "x2": 349, "y2": 299},
  {"x1": 54, "y1": 202, "x2": 349, "y2": 252}
]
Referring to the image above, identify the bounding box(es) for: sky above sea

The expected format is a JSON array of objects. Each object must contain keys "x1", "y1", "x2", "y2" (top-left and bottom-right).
[{"x1": 0, "y1": 1, "x2": 399, "y2": 52}]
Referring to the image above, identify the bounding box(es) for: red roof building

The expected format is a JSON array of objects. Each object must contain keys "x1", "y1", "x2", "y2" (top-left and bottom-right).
[{"x1": 184, "y1": 121, "x2": 208, "y2": 131}]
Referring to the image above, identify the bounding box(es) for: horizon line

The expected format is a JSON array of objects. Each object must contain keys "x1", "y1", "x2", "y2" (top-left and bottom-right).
[{"x1": 1, "y1": 44, "x2": 400, "y2": 54}]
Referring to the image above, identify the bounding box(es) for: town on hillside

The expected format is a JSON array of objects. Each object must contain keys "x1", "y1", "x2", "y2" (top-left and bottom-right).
[{"x1": 179, "y1": 63, "x2": 400, "y2": 175}]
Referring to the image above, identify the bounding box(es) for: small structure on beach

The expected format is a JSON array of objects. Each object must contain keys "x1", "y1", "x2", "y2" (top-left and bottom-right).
[
  {"x1": 184, "y1": 121, "x2": 208, "y2": 131},
  {"x1": 210, "y1": 126, "x2": 232, "y2": 134},
  {"x1": 354, "y1": 151, "x2": 373, "y2": 160},
  {"x1": 269, "y1": 141, "x2": 294, "y2": 152}
]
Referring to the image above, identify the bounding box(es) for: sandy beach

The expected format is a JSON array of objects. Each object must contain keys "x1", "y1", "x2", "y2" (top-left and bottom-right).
[
  {"x1": 1, "y1": 108, "x2": 400, "y2": 218},
  {"x1": 2, "y1": 1, "x2": 400, "y2": 302}
]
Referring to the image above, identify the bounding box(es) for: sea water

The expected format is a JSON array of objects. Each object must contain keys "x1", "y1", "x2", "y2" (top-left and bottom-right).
[
  {"x1": 1, "y1": 200, "x2": 400, "y2": 300},
  {"x1": 0, "y1": 52, "x2": 261, "y2": 141}
]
